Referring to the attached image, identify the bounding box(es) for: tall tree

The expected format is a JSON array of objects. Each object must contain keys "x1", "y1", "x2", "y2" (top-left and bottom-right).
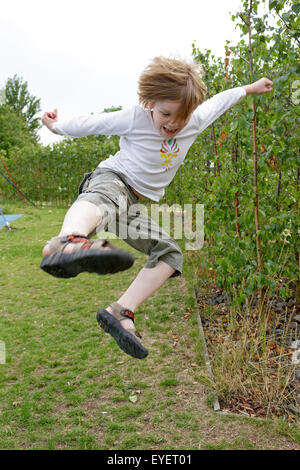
[
  {"x1": 5, "y1": 74, "x2": 41, "y2": 136},
  {"x1": 0, "y1": 104, "x2": 35, "y2": 152}
]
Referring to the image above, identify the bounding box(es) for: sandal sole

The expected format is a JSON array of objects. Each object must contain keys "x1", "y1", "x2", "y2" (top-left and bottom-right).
[
  {"x1": 40, "y1": 249, "x2": 134, "y2": 278},
  {"x1": 96, "y1": 309, "x2": 148, "y2": 359}
]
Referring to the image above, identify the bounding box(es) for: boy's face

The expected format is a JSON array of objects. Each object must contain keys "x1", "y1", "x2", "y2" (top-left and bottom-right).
[{"x1": 150, "y1": 100, "x2": 191, "y2": 138}]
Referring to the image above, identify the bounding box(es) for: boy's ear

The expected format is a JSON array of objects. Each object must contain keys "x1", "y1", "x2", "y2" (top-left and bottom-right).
[{"x1": 147, "y1": 100, "x2": 155, "y2": 110}]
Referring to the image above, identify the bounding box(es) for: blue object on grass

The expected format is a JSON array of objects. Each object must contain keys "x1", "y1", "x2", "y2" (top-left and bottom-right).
[{"x1": 0, "y1": 207, "x2": 23, "y2": 229}]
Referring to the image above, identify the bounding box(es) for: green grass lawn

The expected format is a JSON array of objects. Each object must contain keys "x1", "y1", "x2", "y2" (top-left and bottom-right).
[{"x1": 0, "y1": 200, "x2": 299, "y2": 450}]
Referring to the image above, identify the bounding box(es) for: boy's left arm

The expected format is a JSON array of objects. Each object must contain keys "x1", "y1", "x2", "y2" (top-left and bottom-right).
[
  {"x1": 194, "y1": 77, "x2": 273, "y2": 133},
  {"x1": 243, "y1": 77, "x2": 273, "y2": 95}
]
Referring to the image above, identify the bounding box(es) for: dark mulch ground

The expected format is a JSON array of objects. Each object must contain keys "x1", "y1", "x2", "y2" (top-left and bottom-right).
[{"x1": 195, "y1": 283, "x2": 300, "y2": 421}]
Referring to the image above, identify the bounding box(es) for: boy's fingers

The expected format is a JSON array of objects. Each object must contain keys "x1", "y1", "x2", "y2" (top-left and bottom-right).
[
  {"x1": 45, "y1": 110, "x2": 57, "y2": 119},
  {"x1": 41, "y1": 109, "x2": 58, "y2": 120}
]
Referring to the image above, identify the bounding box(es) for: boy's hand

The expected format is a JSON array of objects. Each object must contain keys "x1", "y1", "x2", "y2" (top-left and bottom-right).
[
  {"x1": 41, "y1": 109, "x2": 58, "y2": 133},
  {"x1": 243, "y1": 78, "x2": 273, "y2": 95}
]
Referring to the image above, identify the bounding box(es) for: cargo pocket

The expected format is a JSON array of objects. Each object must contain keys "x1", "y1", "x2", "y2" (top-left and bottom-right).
[{"x1": 78, "y1": 171, "x2": 94, "y2": 195}]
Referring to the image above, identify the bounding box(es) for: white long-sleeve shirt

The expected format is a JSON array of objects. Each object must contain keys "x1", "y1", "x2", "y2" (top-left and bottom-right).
[{"x1": 53, "y1": 87, "x2": 246, "y2": 201}]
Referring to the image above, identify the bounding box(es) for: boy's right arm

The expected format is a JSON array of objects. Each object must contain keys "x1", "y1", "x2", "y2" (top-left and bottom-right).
[{"x1": 42, "y1": 109, "x2": 58, "y2": 134}]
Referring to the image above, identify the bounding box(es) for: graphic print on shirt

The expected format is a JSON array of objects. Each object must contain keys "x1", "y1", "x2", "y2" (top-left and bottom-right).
[{"x1": 160, "y1": 139, "x2": 180, "y2": 171}]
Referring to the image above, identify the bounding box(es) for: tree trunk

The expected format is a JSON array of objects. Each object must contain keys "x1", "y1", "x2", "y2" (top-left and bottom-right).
[
  {"x1": 233, "y1": 141, "x2": 241, "y2": 239},
  {"x1": 276, "y1": 171, "x2": 281, "y2": 212},
  {"x1": 206, "y1": 83, "x2": 220, "y2": 177},
  {"x1": 210, "y1": 126, "x2": 221, "y2": 176},
  {"x1": 247, "y1": 0, "x2": 267, "y2": 314},
  {"x1": 247, "y1": 1, "x2": 262, "y2": 269}
]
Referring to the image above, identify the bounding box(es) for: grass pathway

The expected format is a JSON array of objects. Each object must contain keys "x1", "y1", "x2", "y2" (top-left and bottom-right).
[{"x1": 0, "y1": 201, "x2": 299, "y2": 450}]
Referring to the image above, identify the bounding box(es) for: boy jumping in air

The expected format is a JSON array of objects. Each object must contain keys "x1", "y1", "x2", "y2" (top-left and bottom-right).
[{"x1": 41, "y1": 56, "x2": 273, "y2": 359}]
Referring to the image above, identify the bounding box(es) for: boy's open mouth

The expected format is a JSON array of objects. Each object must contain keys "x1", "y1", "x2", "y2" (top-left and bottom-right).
[{"x1": 163, "y1": 126, "x2": 178, "y2": 135}]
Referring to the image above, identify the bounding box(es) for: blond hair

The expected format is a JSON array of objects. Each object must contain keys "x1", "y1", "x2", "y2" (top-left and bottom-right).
[{"x1": 138, "y1": 56, "x2": 207, "y2": 120}]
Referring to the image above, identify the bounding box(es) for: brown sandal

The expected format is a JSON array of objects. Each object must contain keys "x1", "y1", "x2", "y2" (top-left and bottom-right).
[
  {"x1": 40, "y1": 234, "x2": 134, "y2": 278},
  {"x1": 96, "y1": 302, "x2": 148, "y2": 359}
]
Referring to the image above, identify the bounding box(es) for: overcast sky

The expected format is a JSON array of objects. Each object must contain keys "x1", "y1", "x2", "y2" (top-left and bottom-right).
[{"x1": 1, "y1": 0, "x2": 244, "y2": 146}]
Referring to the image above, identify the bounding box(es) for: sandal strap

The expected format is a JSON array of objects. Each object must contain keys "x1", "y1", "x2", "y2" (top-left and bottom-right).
[
  {"x1": 61, "y1": 235, "x2": 113, "y2": 251},
  {"x1": 127, "y1": 327, "x2": 142, "y2": 339},
  {"x1": 109, "y1": 302, "x2": 135, "y2": 323},
  {"x1": 120, "y1": 308, "x2": 135, "y2": 322},
  {"x1": 109, "y1": 302, "x2": 142, "y2": 338},
  {"x1": 46, "y1": 233, "x2": 111, "y2": 255},
  {"x1": 61, "y1": 234, "x2": 93, "y2": 250}
]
